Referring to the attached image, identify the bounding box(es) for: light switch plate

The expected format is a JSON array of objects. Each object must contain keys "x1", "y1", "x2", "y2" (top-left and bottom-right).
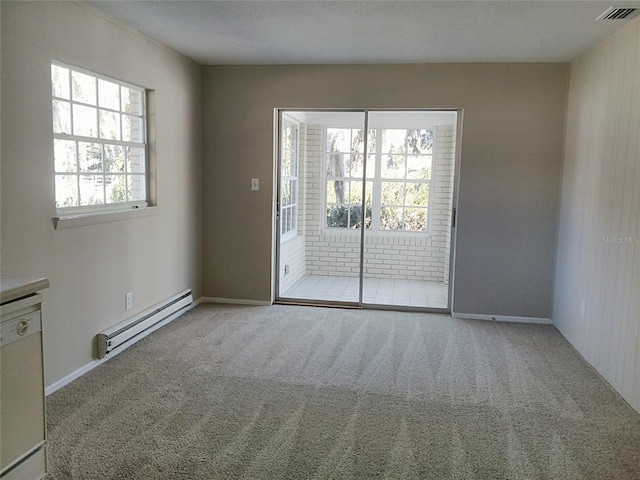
[{"x1": 251, "y1": 178, "x2": 259, "y2": 191}]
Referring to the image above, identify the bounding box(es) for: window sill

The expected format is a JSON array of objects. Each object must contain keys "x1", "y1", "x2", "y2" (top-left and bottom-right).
[
  {"x1": 281, "y1": 231, "x2": 299, "y2": 244},
  {"x1": 322, "y1": 228, "x2": 432, "y2": 238},
  {"x1": 53, "y1": 206, "x2": 158, "y2": 230}
]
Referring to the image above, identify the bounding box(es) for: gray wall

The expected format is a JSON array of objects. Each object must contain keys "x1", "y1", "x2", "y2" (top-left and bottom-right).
[
  {"x1": 0, "y1": 2, "x2": 203, "y2": 387},
  {"x1": 553, "y1": 16, "x2": 640, "y2": 412},
  {"x1": 202, "y1": 64, "x2": 569, "y2": 317}
]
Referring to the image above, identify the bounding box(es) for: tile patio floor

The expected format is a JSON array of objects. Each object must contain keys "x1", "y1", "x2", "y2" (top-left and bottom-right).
[{"x1": 280, "y1": 275, "x2": 448, "y2": 309}]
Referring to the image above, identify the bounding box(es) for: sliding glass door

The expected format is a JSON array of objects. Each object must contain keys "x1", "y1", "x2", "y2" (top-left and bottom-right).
[
  {"x1": 277, "y1": 111, "x2": 367, "y2": 304},
  {"x1": 276, "y1": 109, "x2": 458, "y2": 311}
]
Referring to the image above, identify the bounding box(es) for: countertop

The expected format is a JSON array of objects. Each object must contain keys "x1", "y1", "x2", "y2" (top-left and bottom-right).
[{"x1": 1, "y1": 277, "x2": 49, "y2": 304}]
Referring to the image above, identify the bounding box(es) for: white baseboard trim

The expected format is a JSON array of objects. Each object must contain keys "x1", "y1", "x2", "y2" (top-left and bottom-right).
[
  {"x1": 45, "y1": 358, "x2": 106, "y2": 397},
  {"x1": 45, "y1": 301, "x2": 197, "y2": 396},
  {"x1": 198, "y1": 297, "x2": 272, "y2": 306},
  {"x1": 452, "y1": 312, "x2": 552, "y2": 325}
]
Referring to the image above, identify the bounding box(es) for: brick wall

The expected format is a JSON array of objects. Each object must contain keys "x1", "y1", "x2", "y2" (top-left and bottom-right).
[
  {"x1": 279, "y1": 234, "x2": 306, "y2": 293},
  {"x1": 279, "y1": 123, "x2": 308, "y2": 294}
]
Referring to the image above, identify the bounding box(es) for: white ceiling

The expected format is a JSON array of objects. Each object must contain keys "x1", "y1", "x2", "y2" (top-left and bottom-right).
[{"x1": 87, "y1": 1, "x2": 640, "y2": 65}]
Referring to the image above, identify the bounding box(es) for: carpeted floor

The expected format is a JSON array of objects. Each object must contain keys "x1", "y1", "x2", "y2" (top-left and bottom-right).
[{"x1": 46, "y1": 304, "x2": 640, "y2": 479}]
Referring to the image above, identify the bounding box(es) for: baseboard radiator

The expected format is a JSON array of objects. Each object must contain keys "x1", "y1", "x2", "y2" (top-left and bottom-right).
[{"x1": 97, "y1": 289, "x2": 193, "y2": 359}]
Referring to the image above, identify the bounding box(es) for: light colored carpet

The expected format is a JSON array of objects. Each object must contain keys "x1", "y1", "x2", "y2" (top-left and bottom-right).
[{"x1": 46, "y1": 304, "x2": 640, "y2": 479}]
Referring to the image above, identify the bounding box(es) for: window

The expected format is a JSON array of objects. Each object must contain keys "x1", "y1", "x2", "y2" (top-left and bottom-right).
[
  {"x1": 325, "y1": 127, "x2": 433, "y2": 232},
  {"x1": 51, "y1": 62, "x2": 147, "y2": 215},
  {"x1": 378, "y1": 129, "x2": 432, "y2": 231},
  {"x1": 326, "y1": 128, "x2": 374, "y2": 229},
  {"x1": 280, "y1": 118, "x2": 299, "y2": 240}
]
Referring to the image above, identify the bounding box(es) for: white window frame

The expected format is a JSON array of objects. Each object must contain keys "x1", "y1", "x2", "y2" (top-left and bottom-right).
[
  {"x1": 324, "y1": 126, "x2": 435, "y2": 235},
  {"x1": 280, "y1": 115, "x2": 299, "y2": 242},
  {"x1": 324, "y1": 126, "x2": 372, "y2": 230},
  {"x1": 51, "y1": 61, "x2": 149, "y2": 219}
]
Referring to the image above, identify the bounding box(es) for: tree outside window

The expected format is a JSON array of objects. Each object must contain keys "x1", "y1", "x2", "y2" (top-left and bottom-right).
[{"x1": 326, "y1": 127, "x2": 432, "y2": 232}]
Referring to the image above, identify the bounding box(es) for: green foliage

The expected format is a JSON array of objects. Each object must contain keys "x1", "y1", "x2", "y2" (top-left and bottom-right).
[
  {"x1": 109, "y1": 176, "x2": 127, "y2": 203},
  {"x1": 407, "y1": 129, "x2": 433, "y2": 154},
  {"x1": 327, "y1": 205, "x2": 372, "y2": 229},
  {"x1": 324, "y1": 127, "x2": 433, "y2": 232}
]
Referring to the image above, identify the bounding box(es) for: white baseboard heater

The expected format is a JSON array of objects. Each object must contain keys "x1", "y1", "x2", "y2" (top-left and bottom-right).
[{"x1": 97, "y1": 289, "x2": 192, "y2": 359}]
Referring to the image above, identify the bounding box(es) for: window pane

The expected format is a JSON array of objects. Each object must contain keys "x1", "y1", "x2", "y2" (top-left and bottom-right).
[
  {"x1": 104, "y1": 144, "x2": 125, "y2": 172},
  {"x1": 380, "y1": 207, "x2": 403, "y2": 230},
  {"x1": 289, "y1": 207, "x2": 295, "y2": 233},
  {"x1": 351, "y1": 129, "x2": 365, "y2": 153},
  {"x1": 126, "y1": 147, "x2": 146, "y2": 173},
  {"x1": 98, "y1": 79, "x2": 120, "y2": 110},
  {"x1": 282, "y1": 126, "x2": 291, "y2": 150},
  {"x1": 51, "y1": 65, "x2": 70, "y2": 99},
  {"x1": 280, "y1": 210, "x2": 287, "y2": 235},
  {"x1": 291, "y1": 180, "x2": 297, "y2": 206},
  {"x1": 284, "y1": 124, "x2": 297, "y2": 150},
  {"x1": 407, "y1": 129, "x2": 433, "y2": 154},
  {"x1": 73, "y1": 104, "x2": 98, "y2": 137},
  {"x1": 72, "y1": 71, "x2": 97, "y2": 105},
  {"x1": 367, "y1": 129, "x2": 377, "y2": 154},
  {"x1": 327, "y1": 128, "x2": 351, "y2": 153},
  {"x1": 52, "y1": 100, "x2": 71, "y2": 134},
  {"x1": 381, "y1": 129, "x2": 407, "y2": 154},
  {"x1": 281, "y1": 208, "x2": 289, "y2": 234},
  {"x1": 326, "y1": 152, "x2": 350, "y2": 177},
  {"x1": 121, "y1": 87, "x2": 144, "y2": 115},
  {"x1": 290, "y1": 207, "x2": 295, "y2": 233},
  {"x1": 349, "y1": 181, "x2": 373, "y2": 205},
  {"x1": 407, "y1": 156, "x2": 431, "y2": 179},
  {"x1": 99, "y1": 110, "x2": 121, "y2": 140},
  {"x1": 326, "y1": 181, "x2": 336, "y2": 204},
  {"x1": 404, "y1": 208, "x2": 428, "y2": 231},
  {"x1": 381, "y1": 182, "x2": 405, "y2": 206},
  {"x1": 350, "y1": 181, "x2": 363, "y2": 204},
  {"x1": 365, "y1": 180, "x2": 374, "y2": 206},
  {"x1": 405, "y1": 183, "x2": 429, "y2": 207},
  {"x1": 53, "y1": 139, "x2": 77, "y2": 172},
  {"x1": 282, "y1": 150, "x2": 291, "y2": 177},
  {"x1": 348, "y1": 204, "x2": 366, "y2": 229},
  {"x1": 327, "y1": 205, "x2": 350, "y2": 228},
  {"x1": 105, "y1": 175, "x2": 126, "y2": 204},
  {"x1": 78, "y1": 142, "x2": 102, "y2": 172},
  {"x1": 350, "y1": 154, "x2": 365, "y2": 177},
  {"x1": 55, "y1": 175, "x2": 78, "y2": 208},
  {"x1": 128, "y1": 174, "x2": 146, "y2": 201},
  {"x1": 327, "y1": 180, "x2": 346, "y2": 204},
  {"x1": 381, "y1": 156, "x2": 406, "y2": 179},
  {"x1": 282, "y1": 180, "x2": 291, "y2": 205},
  {"x1": 122, "y1": 114, "x2": 144, "y2": 142},
  {"x1": 363, "y1": 154, "x2": 374, "y2": 179},
  {"x1": 362, "y1": 204, "x2": 372, "y2": 229},
  {"x1": 79, "y1": 175, "x2": 105, "y2": 205}
]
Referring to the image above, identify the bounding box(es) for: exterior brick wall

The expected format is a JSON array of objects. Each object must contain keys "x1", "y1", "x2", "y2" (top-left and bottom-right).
[{"x1": 279, "y1": 234, "x2": 306, "y2": 293}]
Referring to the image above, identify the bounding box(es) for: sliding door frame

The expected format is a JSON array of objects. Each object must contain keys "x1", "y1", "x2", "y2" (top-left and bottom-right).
[{"x1": 273, "y1": 108, "x2": 462, "y2": 313}]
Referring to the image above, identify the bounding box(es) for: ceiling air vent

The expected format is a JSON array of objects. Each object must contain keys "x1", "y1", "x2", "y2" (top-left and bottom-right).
[{"x1": 597, "y1": 7, "x2": 639, "y2": 20}]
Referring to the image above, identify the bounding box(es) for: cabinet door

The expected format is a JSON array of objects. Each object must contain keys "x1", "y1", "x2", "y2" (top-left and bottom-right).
[{"x1": 0, "y1": 331, "x2": 45, "y2": 471}]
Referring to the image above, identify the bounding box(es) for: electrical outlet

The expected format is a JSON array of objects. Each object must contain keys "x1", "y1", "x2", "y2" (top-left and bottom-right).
[{"x1": 125, "y1": 292, "x2": 133, "y2": 311}]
